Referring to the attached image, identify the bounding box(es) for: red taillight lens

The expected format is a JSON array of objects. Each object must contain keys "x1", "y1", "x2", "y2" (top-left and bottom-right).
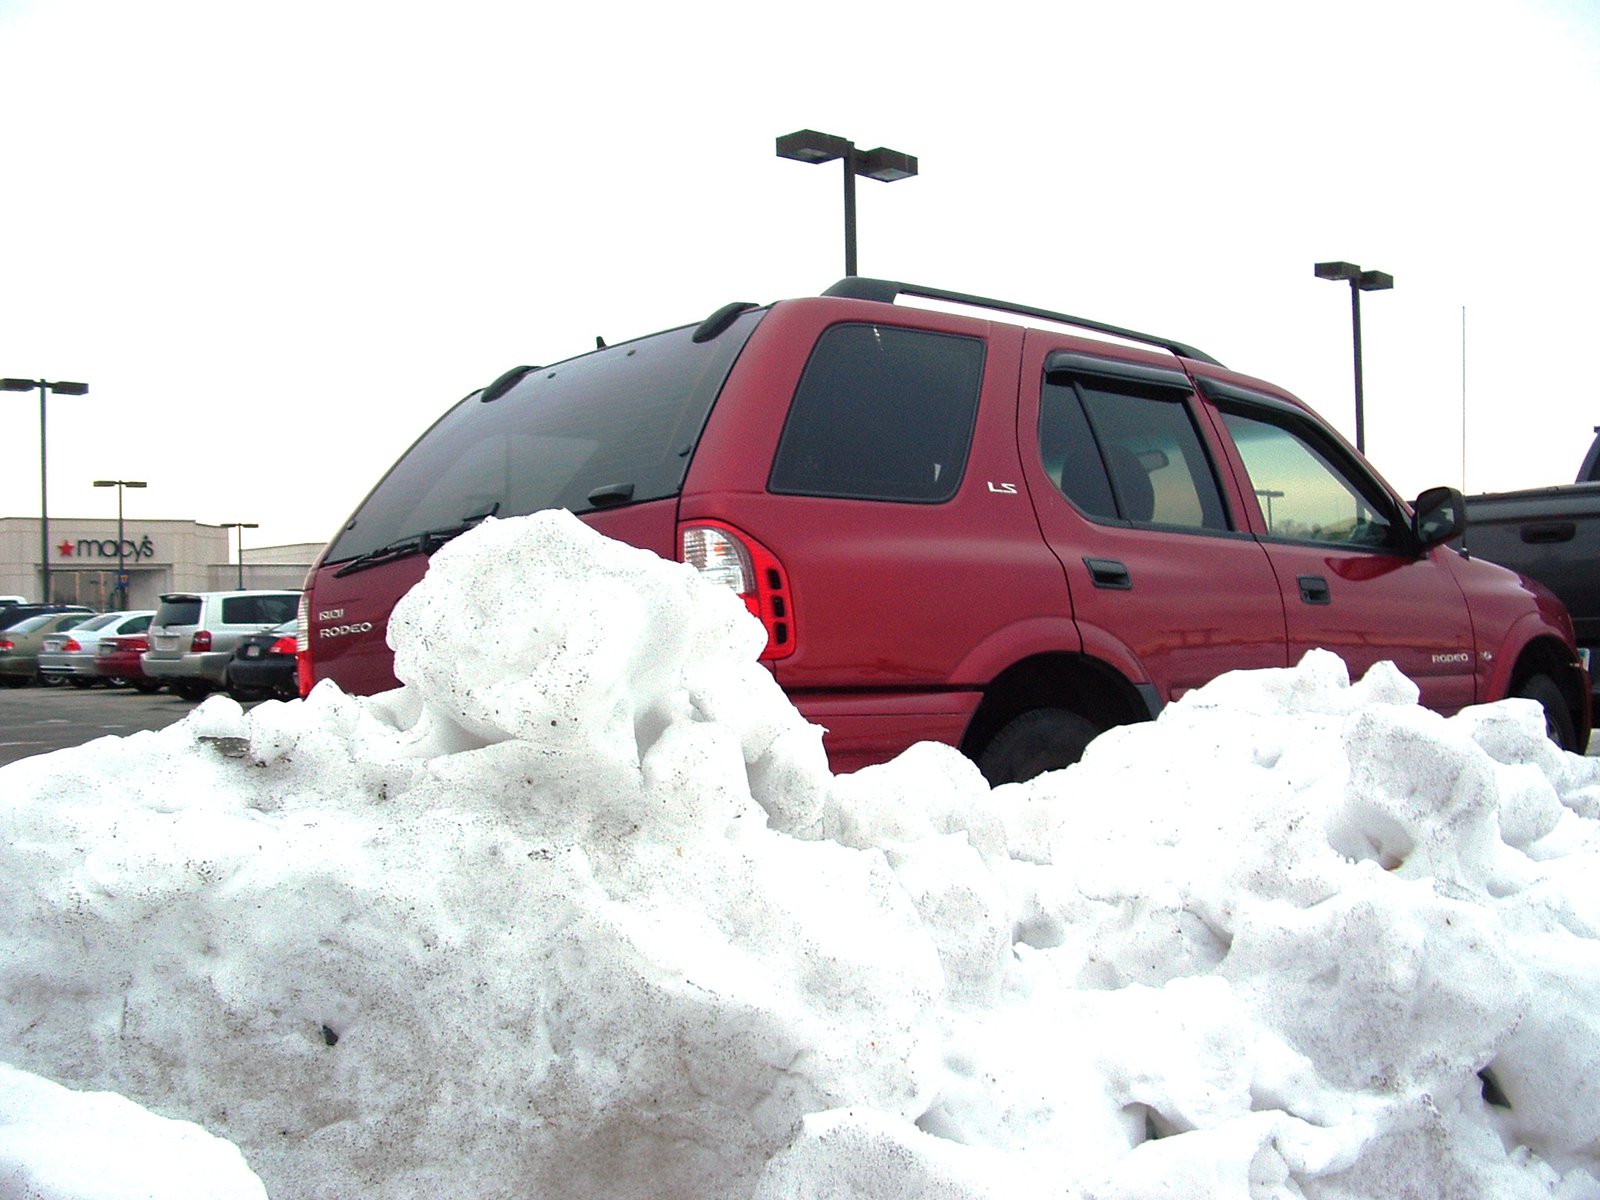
[
  {"x1": 269, "y1": 635, "x2": 296, "y2": 655},
  {"x1": 191, "y1": 630, "x2": 212, "y2": 652},
  {"x1": 61, "y1": 638, "x2": 82, "y2": 652},
  {"x1": 680, "y1": 520, "x2": 795, "y2": 660},
  {"x1": 0, "y1": 639, "x2": 13, "y2": 652},
  {"x1": 296, "y1": 592, "x2": 312, "y2": 697}
]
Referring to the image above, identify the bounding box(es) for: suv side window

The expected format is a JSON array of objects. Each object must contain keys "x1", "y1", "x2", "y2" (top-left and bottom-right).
[
  {"x1": 219, "y1": 594, "x2": 299, "y2": 625},
  {"x1": 1219, "y1": 408, "x2": 1399, "y2": 548},
  {"x1": 769, "y1": 323, "x2": 985, "y2": 503},
  {"x1": 1041, "y1": 377, "x2": 1229, "y2": 531}
]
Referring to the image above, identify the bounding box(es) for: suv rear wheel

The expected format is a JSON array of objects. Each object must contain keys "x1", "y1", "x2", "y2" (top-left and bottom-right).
[{"x1": 977, "y1": 708, "x2": 1100, "y2": 786}]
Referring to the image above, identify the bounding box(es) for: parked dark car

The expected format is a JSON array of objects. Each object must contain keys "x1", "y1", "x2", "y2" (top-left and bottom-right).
[
  {"x1": 0, "y1": 603, "x2": 93, "y2": 632},
  {"x1": 295, "y1": 278, "x2": 1592, "y2": 778},
  {"x1": 225, "y1": 619, "x2": 298, "y2": 700}
]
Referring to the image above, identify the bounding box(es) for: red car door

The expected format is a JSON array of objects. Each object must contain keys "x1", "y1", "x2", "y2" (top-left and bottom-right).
[
  {"x1": 1019, "y1": 333, "x2": 1288, "y2": 705},
  {"x1": 1199, "y1": 378, "x2": 1477, "y2": 711}
]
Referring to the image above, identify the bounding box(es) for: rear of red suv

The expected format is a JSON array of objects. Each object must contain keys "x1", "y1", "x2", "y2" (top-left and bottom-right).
[{"x1": 299, "y1": 279, "x2": 1590, "y2": 779}]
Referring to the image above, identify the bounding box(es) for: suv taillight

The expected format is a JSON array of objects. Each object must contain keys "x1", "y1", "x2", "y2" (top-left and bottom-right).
[
  {"x1": 296, "y1": 591, "x2": 312, "y2": 697},
  {"x1": 680, "y1": 521, "x2": 794, "y2": 660},
  {"x1": 191, "y1": 630, "x2": 212, "y2": 652}
]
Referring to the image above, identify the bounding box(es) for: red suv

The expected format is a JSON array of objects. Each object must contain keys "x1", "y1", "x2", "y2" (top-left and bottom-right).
[{"x1": 299, "y1": 278, "x2": 1591, "y2": 780}]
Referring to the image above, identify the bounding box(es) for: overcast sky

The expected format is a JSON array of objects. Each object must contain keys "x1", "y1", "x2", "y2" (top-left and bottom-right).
[{"x1": 2, "y1": 0, "x2": 1597, "y2": 551}]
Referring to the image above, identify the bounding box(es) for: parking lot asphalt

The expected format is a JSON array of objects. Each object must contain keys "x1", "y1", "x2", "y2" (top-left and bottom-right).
[
  {"x1": 0, "y1": 681, "x2": 1594, "y2": 772},
  {"x1": 0, "y1": 684, "x2": 246, "y2": 768}
]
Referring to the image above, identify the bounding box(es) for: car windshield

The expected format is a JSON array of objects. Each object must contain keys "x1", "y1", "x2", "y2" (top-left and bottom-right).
[{"x1": 322, "y1": 310, "x2": 764, "y2": 564}]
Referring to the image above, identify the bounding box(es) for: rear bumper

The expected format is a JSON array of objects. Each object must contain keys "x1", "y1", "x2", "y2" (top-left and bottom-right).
[
  {"x1": 227, "y1": 657, "x2": 296, "y2": 694},
  {"x1": 142, "y1": 651, "x2": 230, "y2": 685},
  {"x1": 793, "y1": 689, "x2": 981, "y2": 775},
  {"x1": 37, "y1": 652, "x2": 98, "y2": 679}
]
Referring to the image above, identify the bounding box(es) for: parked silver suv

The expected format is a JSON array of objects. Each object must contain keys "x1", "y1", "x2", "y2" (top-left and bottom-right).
[{"x1": 143, "y1": 590, "x2": 301, "y2": 699}]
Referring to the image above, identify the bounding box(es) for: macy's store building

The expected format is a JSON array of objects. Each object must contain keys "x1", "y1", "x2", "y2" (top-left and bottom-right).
[{"x1": 0, "y1": 517, "x2": 322, "y2": 610}]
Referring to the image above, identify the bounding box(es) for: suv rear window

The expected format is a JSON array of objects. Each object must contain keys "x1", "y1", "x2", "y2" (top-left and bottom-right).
[
  {"x1": 220, "y1": 594, "x2": 299, "y2": 625},
  {"x1": 323, "y1": 312, "x2": 764, "y2": 563},
  {"x1": 768, "y1": 323, "x2": 985, "y2": 502},
  {"x1": 155, "y1": 598, "x2": 202, "y2": 626}
]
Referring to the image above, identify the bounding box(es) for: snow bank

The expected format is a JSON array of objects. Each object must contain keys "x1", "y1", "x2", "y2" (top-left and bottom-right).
[{"x1": 3, "y1": 511, "x2": 1599, "y2": 1199}]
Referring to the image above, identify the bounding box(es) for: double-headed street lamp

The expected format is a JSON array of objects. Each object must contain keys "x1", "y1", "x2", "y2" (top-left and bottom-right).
[
  {"x1": 93, "y1": 479, "x2": 147, "y2": 610},
  {"x1": 221, "y1": 522, "x2": 259, "y2": 589},
  {"x1": 1313, "y1": 262, "x2": 1393, "y2": 454},
  {"x1": 1, "y1": 377, "x2": 89, "y2": 601},
  {"x1": 777, "y1": 129, "x2": 918, "y2": 277}
]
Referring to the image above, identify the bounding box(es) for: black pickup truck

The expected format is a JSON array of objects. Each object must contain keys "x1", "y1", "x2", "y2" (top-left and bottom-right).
[{"x1": 1464, "y1": 429, "x2": 1600, "y2": 699}]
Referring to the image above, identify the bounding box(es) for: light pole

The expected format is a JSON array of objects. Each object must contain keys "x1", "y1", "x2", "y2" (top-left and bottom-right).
[
  {"x1": 777, "y1": 129, "x2": 918, "y2": 277},
  {"x1": 93, "y1": 479, "x2": 147, "y2": 610},
  {"x1": 1, "y1": 377, "x2": 89, "y2": 601},
  {"x1": 1313, "y1": 262, "x2": 1393, "y2": 454},
  {"x1": 222, "y1": 522, "x2": 258, "y2": 589}
]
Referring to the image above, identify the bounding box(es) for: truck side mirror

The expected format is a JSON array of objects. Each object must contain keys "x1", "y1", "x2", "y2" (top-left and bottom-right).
[{"x1": 1413, "y1": 486, "x2": 1466, "y2": 549}]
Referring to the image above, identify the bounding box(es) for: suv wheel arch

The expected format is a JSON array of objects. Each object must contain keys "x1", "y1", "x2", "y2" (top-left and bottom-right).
[{"x1": 961, "y1": 652, "x2": 1148, "y2": 781}]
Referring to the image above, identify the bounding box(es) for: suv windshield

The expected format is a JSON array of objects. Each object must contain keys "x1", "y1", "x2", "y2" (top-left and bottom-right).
[{"x1": 323, "y1": 310, "x2": 765, "y2": 564}]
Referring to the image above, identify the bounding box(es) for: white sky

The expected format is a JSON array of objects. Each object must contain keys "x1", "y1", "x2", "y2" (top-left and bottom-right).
[{"x1": 2, "y1": 0, "x2": 1597, "y2": 550}]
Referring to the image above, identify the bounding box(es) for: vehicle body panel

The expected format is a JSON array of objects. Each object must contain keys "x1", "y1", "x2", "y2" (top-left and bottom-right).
[{"x1": 297, "y1": 282, "x2": 1592, "y2": 770}]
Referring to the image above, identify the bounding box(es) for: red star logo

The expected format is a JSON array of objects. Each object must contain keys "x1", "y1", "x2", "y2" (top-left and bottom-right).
[{"x1": 57, "y1": 540, "x2": 74, "y2": 556}]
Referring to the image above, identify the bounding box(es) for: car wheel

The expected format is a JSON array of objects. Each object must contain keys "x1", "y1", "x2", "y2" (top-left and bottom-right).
[
  {"x1": 105, "y1": 676, "x2": 131, "y2": 688},
  {"x1": 976, "y1": 707, "x2": 1101, "y2": 786},
  {"x1": 174, "y1": 681, "x2": 211, "y2": 701},
  {"x1": 2, "y1": 674, "x2": 30, "y2": 689},
  {"x1": 1516, "y1": 674, "x2": 1578, "y2": 752},
  {"x1": 70, "y1": 676, "x2": 96, "y2": 689},
  {"x1": 132, "y1": 679, "x2": 161, "y2": 693}
]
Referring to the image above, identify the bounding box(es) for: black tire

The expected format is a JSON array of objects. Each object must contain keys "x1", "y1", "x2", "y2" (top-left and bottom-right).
[
  {"x1": 976, "y1": 707, "x2": 1101, "y2": 786},
  {"x1": 69, "y1": 676, "x2": 96, "y2": 689},
  {"x1": 173, "y1": 681, "x2": 211, "y2": 701},
  {"x1": 1517, "y1": 673, "x2": 1578, "y2": 752},
  {"x1": 132, "y1": 679, "x2": 161, "y2": 693},
  {"x1": 1, "y1": 674, "x2": 30, "y2": 689},
  {"x1": 105, "y1": 676, "x2": 131, "y2": 688}
]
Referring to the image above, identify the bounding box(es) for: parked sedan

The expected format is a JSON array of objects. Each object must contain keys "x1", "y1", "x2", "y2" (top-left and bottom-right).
[
  {"x1": 97, "y1": 633, "x2": 161, "y2": 691},
  {"x1": 225, "y1": 619, "x2": 298, "y2": 700},
  {"x1": 0, "y1": 612, "x2": 96, "y2": 686},
  {"x1": 38, "y1": 610, "x2": 155, "y2": 686}
]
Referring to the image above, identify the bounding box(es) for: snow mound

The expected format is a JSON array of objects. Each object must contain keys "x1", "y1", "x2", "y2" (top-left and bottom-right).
[{"x1": 3, "y1": 510, "x2": 1599, "y2": 1200}]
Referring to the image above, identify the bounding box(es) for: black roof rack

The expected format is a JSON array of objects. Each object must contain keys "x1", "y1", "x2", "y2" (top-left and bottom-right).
[{"x1": 822, "y1": 277, "x2": 1222, "y2": 367}]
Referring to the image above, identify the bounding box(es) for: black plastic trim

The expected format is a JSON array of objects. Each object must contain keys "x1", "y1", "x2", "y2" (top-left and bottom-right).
[
  {"x1": 1046, "y1": 351, "x2": 1192, "y2": 391},
  {"x1": 480, "y1": 365, "x2": 537, "y2": 403},
  {"x1": 821, "y1": 277, "x2": 1223, "y2": 366},
  {"x1": 693, "y1": 302, "x2": 758, "y2": 343}
]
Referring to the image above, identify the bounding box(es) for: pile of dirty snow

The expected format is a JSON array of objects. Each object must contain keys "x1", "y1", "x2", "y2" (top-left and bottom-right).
[{"x1": 3, "y1": 511, "x2": 1599, "y2": 1200}]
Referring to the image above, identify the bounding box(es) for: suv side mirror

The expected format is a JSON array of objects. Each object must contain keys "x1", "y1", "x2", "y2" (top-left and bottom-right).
[{"x1": 1412, "y1": 486, "x2": 1466, "y2": 550}]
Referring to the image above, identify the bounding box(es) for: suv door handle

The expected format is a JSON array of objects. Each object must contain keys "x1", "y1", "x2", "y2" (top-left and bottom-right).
[
  {"x1": 1084, "y1": 557, "x2": 1133, "y2": 590},
  {"x1": 1521, "y1": 521, "x2": 1576, "y2": 544},
  {"x1": 1298, "y1": 575, "x2": 1331, "y2": 605}
]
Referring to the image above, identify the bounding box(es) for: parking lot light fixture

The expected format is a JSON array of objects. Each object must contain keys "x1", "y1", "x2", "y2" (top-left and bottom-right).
[
  {"x1": 93, "y1": 479, "x2": 147, "y2": 609},
  {"x1": 777, "y1": 129, "x2": 919, "y2": 277},
  {"x1": 1313, "y1": 262, "x2": 1394, "y2": 454},
  {"x1": 221, "y1": 522, "x2": 259, "y2": 589},
  {"x1": 2, "y1": 377, "x2": 89, "y2": 601}
]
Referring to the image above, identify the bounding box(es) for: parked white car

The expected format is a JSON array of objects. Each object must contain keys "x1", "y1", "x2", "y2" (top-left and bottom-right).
[{"x1": 38, "y1": 610, "x2": 156, "y2": 687}]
